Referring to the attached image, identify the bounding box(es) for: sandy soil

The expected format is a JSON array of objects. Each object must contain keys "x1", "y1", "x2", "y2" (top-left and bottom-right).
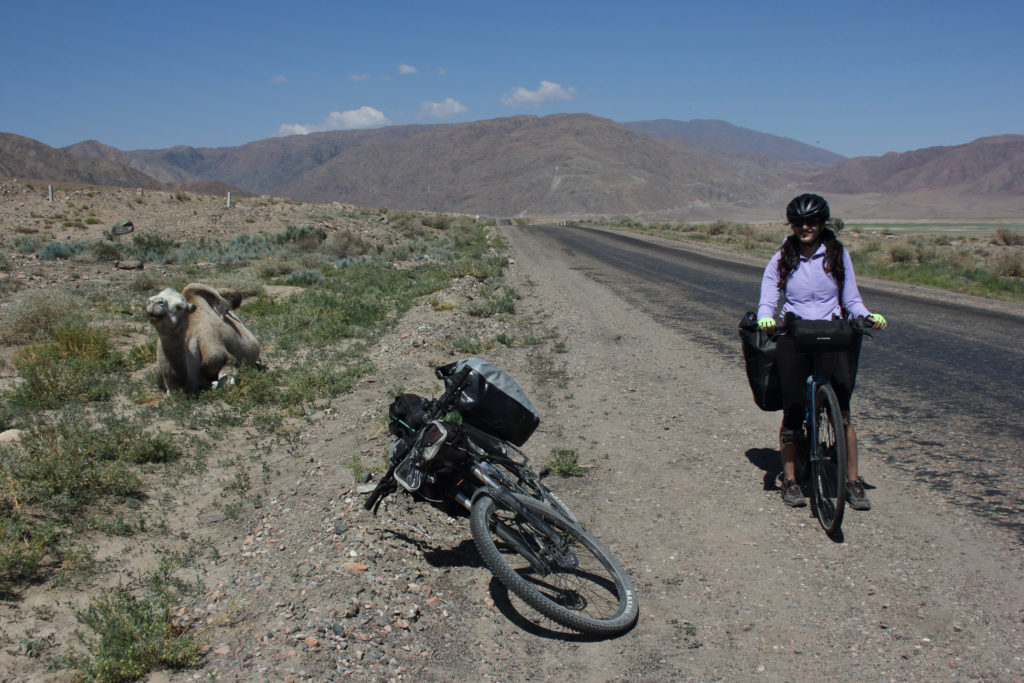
[{"x1": 1, "y1": 182, "x2": 1022, "y2": 681}]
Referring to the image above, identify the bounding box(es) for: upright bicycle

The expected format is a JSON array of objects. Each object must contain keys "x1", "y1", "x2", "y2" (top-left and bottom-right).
[{"x1": 782, "y1": 315, "x2": 876, "y2": 536}]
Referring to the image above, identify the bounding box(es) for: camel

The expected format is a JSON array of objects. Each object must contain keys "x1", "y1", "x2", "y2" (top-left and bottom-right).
[{"x1": 145, "y1": 283, "x2": 261, "y2": 394}]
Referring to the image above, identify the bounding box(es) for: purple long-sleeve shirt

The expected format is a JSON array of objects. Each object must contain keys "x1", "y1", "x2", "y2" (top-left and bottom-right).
[{"x1": 757, "y1": 243, "x2": 871, "y2": 321}]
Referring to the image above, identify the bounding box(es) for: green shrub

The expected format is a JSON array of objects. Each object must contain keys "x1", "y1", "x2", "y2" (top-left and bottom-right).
[
  {"x1": 89, "y1": 240, "x2": 123, "y2": 262},
  {"x1": 547, "y1": 448, "x2": 584, "y2": 477},
  {"x1": 993, "y1": 228, "x2": 1024, "y2": 246},
  {"x1": 285, "y1": 268, "x2": 324, "y2": 286},
  {"x1": 255, "y1": 256, "x2": 296, "y2": 279},
  {"x1": 129, "y1": 272, "x2": 161, "y2": 293},
  {"x1": 39, "y1": 240, "x2": 88, "y2": 261},
  {"x1": 126, "y1": 233, "x2": 180, "y2": 263},
  {"x1": 274, "y1": 224, "x2": 326, "y2": 251},
  {"x1": 0, "y1": 512, "x2": 58, "y2": 597},
  {"x1": 0, "y1": 289, "x2": 83, "y2": 344},
  {"x1": 889, "y1": 244, "x2": 915, "y2": 263},
  {"x1": 323, "y1": 229, "x2": 373, "y2": 259},
  {"x1": 9, "y1": 324, "x2": 121, "y2": 410},
  {"x1": 76, "y1": 568, "x2": 202, "y2": 682},
  {"x1": 6, "y1": 421, "x2": 142, "y2": 516},
  {"x1": 994, "y1": 251, "x2": 1024, "y2": 277},
  {"x1": 387, "y1": 210, "x2": 427, "y2": 237}
]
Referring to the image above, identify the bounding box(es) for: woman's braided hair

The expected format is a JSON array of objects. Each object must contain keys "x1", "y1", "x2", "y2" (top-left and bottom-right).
[{"x1": 776, "y1": 228, "x2": 846, "y2": 293}]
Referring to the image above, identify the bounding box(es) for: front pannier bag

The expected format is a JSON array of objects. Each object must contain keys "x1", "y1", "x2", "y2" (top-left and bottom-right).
[
  {"x1": 738, "y1": 312, "x2": 782, "y2": 412},
  {"x1": 436, "y1": 358, "x2": 540, "y2": 446}
]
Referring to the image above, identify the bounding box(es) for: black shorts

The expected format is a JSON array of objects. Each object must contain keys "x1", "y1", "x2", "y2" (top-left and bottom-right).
[{"x1": 775, "y1": 333, "x2": 860, "y2": 431}]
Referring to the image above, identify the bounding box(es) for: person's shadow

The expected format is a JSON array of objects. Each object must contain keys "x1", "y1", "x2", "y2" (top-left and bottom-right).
[{"x1": 746, "y1": 447, "x2": 782, "y2": 491}]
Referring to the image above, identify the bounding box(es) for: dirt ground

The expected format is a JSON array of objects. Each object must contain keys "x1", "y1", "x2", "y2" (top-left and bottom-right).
[{"x1": 1, "y1": 183, "x2": 1022, "y2": 681}]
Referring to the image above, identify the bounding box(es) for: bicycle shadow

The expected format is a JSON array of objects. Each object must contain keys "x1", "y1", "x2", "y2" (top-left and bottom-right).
[{"x1": 382, "y1": 531, "x2": 626, "y2": 641}]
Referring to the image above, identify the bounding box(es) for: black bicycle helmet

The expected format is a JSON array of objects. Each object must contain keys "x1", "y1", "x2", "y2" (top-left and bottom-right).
[{"x1": 786, "y1": 193, "x2": 830, "y2": 225}]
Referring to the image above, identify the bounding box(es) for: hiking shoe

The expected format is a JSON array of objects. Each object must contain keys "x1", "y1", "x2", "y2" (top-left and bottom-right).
[
  {"x1": 781, "y1": 478, "x2": 806, "y2": 507},
  {"x1": 847, "y1": 477, "x2": 871, "y2": 511}
]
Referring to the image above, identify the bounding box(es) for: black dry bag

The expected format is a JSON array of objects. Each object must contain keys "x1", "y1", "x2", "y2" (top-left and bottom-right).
[{"x1": 738, "y1": 312, "x2": 782, "y2": 412}]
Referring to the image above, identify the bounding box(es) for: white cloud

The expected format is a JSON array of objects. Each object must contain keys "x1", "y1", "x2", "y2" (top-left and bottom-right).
[
  {"x1": 398, "y1": 63, "x2": 418, "y2": 75},
  {"x1": 418, "y1": 98, "x2": 467, "y2": 121},
  {"x1": 349, "y1": 73, "x2": 370, "y2": 82},
  {"x1": 501, "y1": 80, "x2": 576, "y2": 107},
  {"x1": 278, "y1": 106, "x2": 390, "y2": 136},
  {"x1": 272, "y1": 75, "x2": 287, "y2": 84}
]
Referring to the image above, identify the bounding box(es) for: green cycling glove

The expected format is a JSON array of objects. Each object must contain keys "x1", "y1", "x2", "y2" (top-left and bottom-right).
[
  {"x1": 756, "y1": 317, "x2": 775, "y2": 330},
  {"x1": 868, "y1": 313, "x2": 887, "y2": 327}
]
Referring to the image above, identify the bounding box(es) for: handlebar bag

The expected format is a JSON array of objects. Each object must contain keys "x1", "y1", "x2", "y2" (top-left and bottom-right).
[
  {"x1": 789, "y1": 317, "x2": 855, "y2": 351},
  {"x1": 738, "y1": 312, "x2": 782, "y2": 412},
  {"x1": 436, "y1": 358, "x2": 540, "y2": 446}
]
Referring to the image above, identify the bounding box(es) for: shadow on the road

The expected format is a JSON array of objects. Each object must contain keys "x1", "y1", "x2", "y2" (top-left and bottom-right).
[
  {"x1": 745, "y1": 447, "x2": 782, "y2": 491},
  {"x1": 486, "y1": 577, "x2": 623, "y2": 642},
  {"x1": 383, "y1": 531, "x2": 484, "y2": 569}
]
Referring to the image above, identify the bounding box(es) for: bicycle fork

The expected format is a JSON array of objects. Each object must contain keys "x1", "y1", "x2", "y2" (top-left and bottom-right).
[{"x1": 466, "y1": 462, "x2": 573, "y2": 574}]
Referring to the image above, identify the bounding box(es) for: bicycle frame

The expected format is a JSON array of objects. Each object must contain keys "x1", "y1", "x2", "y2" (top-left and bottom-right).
[{"x1": 804, "y1": 351, "x2": 833, "y2": 471}]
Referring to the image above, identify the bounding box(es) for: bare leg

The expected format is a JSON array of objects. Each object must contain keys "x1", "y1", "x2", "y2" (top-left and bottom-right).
[
  {"x1": 843, "y1": 411, "x2": 858, "y2": 482},
  {"x1": 781, "y1": 441, "x2": 799, "y2": 482}
]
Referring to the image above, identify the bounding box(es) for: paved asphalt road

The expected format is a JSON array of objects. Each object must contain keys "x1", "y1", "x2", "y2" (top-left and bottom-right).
[{"x1": 518, "y1": 224, "x2": 1024, "y2": 539}]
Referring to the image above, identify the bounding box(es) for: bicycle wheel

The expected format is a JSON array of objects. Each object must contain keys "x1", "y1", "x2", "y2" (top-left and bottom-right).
[
  {"x1": 470, "y1": 493, "x2": 638, "y2": 637},
  {"x1": 810, "y1": 383, "x2": 847, "y2": 535}
]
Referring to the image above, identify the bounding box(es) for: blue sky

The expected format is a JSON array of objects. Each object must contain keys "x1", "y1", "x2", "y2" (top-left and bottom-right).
[{"x1": 2, "y1": 0, "x2": 1021, "y2": 158}]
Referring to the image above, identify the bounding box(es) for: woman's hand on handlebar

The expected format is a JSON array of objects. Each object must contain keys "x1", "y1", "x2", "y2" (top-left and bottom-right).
[
  {"x1": 757, "y1": 317, "x2": 776, "y2": 334},
  {"x1": 866, "y1": 313, "x2": 887, "y2": 330}
]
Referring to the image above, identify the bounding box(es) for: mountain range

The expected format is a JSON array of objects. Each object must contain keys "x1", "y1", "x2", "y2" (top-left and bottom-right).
[{"x1": 2, "y1": 115, "x2": 1022, "y2": 220}]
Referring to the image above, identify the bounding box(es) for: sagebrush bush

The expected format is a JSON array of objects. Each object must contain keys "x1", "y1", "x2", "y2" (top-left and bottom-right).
[
  {"x1": 323, "y1": 229, "x2": 373, "y2": 259},
  {"x1": 994, "y1": 250, "x2": 1024, "y2": 277},
  {"x1": 0, "y1": 512, "x2": 57, "y2": 596},
  {"x1": 89, "y1": 240, "x2": 123, "y2": 262},
  {"x1": 129, "y1": 272, "x2": 161, "y2": 292},
  {"x1": 286, "y1": 268, "x2": 325, "y2": 286},
  {"x1": 9, "y1": 324, "x2": 121, "y2": 410},
  {"x1": 993, "y1": 228, "x2": 1024, "y2": 246},
  {"x1": 274, "y1": 225, "x2": 326, "y2": 252},
  {"x1": 76, "y1": 572, "x2": 202, "y2": 682},
  {"x1": 387, "y1": 210, "x2": 427, "y2": 237},
  {"x1": 0, "y1": 289, "x2": 83, "y2": 344},
  {"x1": 255, "y1": 256, "x2": 297, "y2": 279},
  {"x1": 39, "y1": 240, "x2": 88, "y2": 261},
  {"x1": 889, "y1": 244, "x2": 915, "y2": 263}
]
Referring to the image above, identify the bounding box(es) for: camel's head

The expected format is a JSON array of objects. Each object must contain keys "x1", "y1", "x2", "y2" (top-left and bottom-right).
[{"x1": 146, "y1": 288, "x2": 194, "y2": 334}]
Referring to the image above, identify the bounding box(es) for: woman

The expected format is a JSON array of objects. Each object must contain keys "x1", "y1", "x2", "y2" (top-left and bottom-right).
[{"x1": 757, "y1": 193, "x2": 887, "y2": 510}]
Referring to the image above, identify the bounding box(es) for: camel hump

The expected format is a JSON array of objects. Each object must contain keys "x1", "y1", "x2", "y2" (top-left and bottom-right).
[{"x1": 182, "y1": 283, "x2": 232, "y2": 317}]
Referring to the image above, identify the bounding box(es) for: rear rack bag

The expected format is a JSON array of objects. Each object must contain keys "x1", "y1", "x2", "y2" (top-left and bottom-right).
[{"x1": 437, "y1": 358, "x2": 540, "y2": 446}]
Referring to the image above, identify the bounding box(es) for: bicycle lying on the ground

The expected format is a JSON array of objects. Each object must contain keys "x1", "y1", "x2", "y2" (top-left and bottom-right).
[
  {"x1": 364, "y1": 358, "x2": 639, "y2": 637},
  {"x1": 782, "y1": 315, "x2": 879, "y2": 537}
]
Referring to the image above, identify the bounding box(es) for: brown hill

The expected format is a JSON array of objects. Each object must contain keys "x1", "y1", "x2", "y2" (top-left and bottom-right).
[
  {"x1": 273, "y1": 114, "x2": 792, "y2": 216},
  {"x1": 0, "y1": 133, "x2": 163, "y2": 189},
  {"x1": 623, "y1": 119, "x2": 845, "y2": 166},
  {"x1": 65, "y1": 139, "x2": 198, "y2": 185},
  {"x1": 808, "y1": 135, "x2": 1024, "y2": 195},
  {"x1": 71, "y1": 126, "x2": 436, "y2": 196}
]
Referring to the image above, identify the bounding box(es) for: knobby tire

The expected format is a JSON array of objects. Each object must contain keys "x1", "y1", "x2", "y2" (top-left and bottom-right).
[
  {"x1": 810, "y1": 384, "x2": 847, "y2": 535},
  {"x1": 470, "y1": 493, "x2": 638, "y2": 637}
]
